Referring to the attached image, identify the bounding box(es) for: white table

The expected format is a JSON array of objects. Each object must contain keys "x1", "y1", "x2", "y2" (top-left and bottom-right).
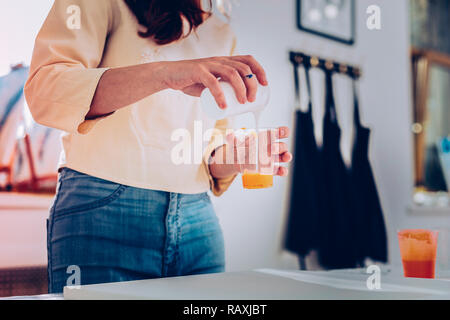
[
  {"x1": 63, "y1": 267, "x2": 450, "y2": 300},
  {"x1": 4, "y1": 267, "x2": 450, "y2": 300}
]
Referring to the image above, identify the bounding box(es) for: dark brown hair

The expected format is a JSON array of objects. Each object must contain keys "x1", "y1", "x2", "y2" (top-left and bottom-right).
[{"x1": 124, "y1": 0, "x2": 212, "y2": 45}]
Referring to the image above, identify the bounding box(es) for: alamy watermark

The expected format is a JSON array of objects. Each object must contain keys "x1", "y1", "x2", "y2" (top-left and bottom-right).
[
  {"x1": 66, "y1": 5, "x2": 81, "y2": 30},
  {"x1": 366, "y1": 265, "x2": 381, "y2": 290},
  {"x1": 170, "y1": 121, "x2": 276, "y2": 167},
  {"x1": 65, "y1": 265, "x2": 81, "y2": 289},
  {"x1": 367, "y1": 5, "x2": 381, "y2": 30}
]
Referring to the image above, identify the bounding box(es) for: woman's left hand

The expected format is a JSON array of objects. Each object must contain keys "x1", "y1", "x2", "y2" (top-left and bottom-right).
[{"x1": 209, "y1": 126, "x2": 293, "y2": 179}]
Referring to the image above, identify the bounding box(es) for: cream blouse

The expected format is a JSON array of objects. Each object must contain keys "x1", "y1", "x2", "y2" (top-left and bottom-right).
[{"x1": 25, "y1": 0, "x2": 237, "y2": 196}]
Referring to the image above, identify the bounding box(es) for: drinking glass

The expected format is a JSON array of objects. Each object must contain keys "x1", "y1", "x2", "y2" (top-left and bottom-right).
[
  {"x1": 398, "y1": 229, "x2": 438, "y2": 279},
  {"x1": 234, "y1": 128, "x2": 277, "y2": 189}
]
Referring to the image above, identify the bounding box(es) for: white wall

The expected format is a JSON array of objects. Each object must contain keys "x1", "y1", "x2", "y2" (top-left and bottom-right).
[
  {"x1": 0, "y1": 0, "x2": 53, "y2": 76},
  {"x1": 214, "y1": 0, "x2": 421, "y2": 272}
]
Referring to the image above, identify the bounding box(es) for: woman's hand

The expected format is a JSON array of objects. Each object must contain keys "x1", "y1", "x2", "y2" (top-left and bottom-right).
[
  {"x1": 159, "y1": 55, "x2": 269, "y2": 109},
  {"x1": 209, "y1": 127, "x2": 293, "y2": 179}
]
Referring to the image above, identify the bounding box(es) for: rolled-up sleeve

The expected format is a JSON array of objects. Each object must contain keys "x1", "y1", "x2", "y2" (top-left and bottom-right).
[{"x1": 24, "y1": 0, "x2": 118, "y2": 134}]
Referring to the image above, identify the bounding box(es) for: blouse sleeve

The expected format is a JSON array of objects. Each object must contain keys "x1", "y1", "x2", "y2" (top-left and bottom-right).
[{"x1": 24, "y1": 0, "x2": 119, "y2": 134}]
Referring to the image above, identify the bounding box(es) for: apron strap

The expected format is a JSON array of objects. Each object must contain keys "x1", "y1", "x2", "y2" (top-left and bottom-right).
[
  {"x1": 352, "y1": 78, "x2": 362, "y2": 128},
  {"x1": 304, "y1": 63, "x2": 313, "y2": 113},
  {"x1": 292, "y1": 57, "x2": 313, "y2": 112},
  {"x1": 324, "y1": 70, "x2": 338, "y2": 124},
  {"x1": 293, "y1": 60, "x2": 301, "y2": 108}
]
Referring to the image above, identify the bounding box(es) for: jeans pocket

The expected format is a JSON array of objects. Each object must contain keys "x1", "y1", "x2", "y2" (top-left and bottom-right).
[{"x1": 53, "y1": 168, "x2": 128, "y2": 221}]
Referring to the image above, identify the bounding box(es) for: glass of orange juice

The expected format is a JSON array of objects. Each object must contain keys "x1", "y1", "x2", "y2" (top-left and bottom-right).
[
  {"x1": 235, "y1": 128, "x2": 276, "y2": 189},
  {"x1": 397, "y1": 229, "x2": 438, "y2": 279}
]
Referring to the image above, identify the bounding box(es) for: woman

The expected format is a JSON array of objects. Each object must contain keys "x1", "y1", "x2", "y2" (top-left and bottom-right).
[{"x1": 25, "y1": 0, "x2": 292, "y2": 293}]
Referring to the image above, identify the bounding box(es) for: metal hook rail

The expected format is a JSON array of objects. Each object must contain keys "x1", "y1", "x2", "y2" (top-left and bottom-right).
[{"x1": 289, "y1": 51, "x2": 361, "y2": 79}]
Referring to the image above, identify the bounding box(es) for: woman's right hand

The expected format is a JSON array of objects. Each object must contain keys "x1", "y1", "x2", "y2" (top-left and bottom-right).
[{"x1": 158, "y1": 55, "x2": 268, "y2": 109}]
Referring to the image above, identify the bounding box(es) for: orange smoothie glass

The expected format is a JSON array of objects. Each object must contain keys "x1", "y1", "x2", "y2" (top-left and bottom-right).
[
  {"x1": 236, "y1": 128, "x2": 276, "y2": 190},
  {"x1": 397, "y1": 229, "x2": 438, "y2": 279}
]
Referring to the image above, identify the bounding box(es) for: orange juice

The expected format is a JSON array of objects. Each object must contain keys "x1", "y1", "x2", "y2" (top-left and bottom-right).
[
  {"x1": 242, "y1": 173, "x2": 273, "y2": 189},
  {"x1": 401, "y1": 260, "x2": 435, "y2": 279},
  {"x1": 397, "y1": 229, "x2": 438, "y2": 279}
]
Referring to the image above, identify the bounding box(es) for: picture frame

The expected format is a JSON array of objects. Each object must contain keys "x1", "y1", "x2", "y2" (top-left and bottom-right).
[{"x1": 297, "y1": 0, "x2": 355, "y2": 45}]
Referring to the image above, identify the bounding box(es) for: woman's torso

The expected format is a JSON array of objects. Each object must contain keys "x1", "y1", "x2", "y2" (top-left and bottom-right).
[{"x1": 61, "y1": 0, "x2": 236, "y2": 193}]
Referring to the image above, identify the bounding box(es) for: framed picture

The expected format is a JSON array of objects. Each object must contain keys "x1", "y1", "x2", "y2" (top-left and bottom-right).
[{"x1": 297, "y1": 0, "x2": 355, "y2": 45}]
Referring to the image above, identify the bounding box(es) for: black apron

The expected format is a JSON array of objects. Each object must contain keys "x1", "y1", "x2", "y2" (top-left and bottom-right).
[
  {"x1": 318, "y1": 71, "x2": 357, "y2": 269},
  {"x1": 350, "y1": 79, "x2": 388, "y2": 264},
  {"x1": 285, "y1": 62, "x2": 321, "y2": 269}
]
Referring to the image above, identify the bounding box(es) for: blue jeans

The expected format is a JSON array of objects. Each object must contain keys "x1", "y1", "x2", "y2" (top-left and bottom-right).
[{"x1": 47, "y1": 168, "x2": 225, "y2": 293}]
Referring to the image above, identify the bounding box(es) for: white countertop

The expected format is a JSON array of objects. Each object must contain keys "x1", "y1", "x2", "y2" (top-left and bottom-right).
[{"x1": 3, "y1": 267, "x2": 450, "y2": 300}]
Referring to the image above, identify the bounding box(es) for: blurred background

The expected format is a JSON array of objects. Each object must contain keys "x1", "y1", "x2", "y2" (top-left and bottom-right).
[{"x1": 0, "y1": 0, "x2": 449, "y2": 297}]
